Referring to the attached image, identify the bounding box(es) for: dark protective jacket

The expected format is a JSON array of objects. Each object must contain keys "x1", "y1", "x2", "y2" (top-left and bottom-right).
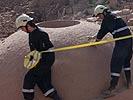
[
  {"x1": 29, "y1": 28, "x2": 54, "y2": 61},
  {"x1": 29, "y1": 28, "x2": 54, "y2": 52},
  {"x1": 96, "y1": 12, "x2": 132, "y2": 46}
]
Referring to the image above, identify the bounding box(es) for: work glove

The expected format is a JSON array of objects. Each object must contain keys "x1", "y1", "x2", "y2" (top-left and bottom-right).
[
  {"x1": 95, "y1": 38, "x2": 101, "y2": 42},
  {"x1": 87, "y1": 34, "x2": 97, "y2": 41},
  {"x1": 29, "y1": 55, "x2": 34, "y2": 61},
  {"x1": 87, "y1": 34, "x2": 97, "y2": 48}
]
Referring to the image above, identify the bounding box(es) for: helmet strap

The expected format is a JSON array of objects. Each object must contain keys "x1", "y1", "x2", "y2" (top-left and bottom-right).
[
  {"x1": 103, "y1": 9, "x2": 111, "y2": 16},
  {"x1": 25, "y1": 24, "x2": 30, "y2": 33},
  {"x1": 103, "y1": 11, "x2": 107, "y2": 16}
]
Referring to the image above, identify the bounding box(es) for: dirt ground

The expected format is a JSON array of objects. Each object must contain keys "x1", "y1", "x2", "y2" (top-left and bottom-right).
[{"x1": 0, "y1": 20, "x2": 133, "y2": 100}]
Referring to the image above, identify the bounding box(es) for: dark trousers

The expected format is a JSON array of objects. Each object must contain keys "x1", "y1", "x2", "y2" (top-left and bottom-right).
[
  {"x1": 23, "y1": 52, "x2": 56, "y2": 100},
  {"x1": 110, "y1": 43, "x2": 132, "y2": 89}
]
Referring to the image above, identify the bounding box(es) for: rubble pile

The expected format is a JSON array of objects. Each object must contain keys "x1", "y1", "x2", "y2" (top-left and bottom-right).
[{"x1": 0, "y1": 0, "x2": 133, "y2": 39}]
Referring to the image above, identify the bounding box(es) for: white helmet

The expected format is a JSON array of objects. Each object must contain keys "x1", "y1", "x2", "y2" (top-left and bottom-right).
[
  {"x1": 15, "y1": 14, "x2": 33, "y2": 29},
  {"x1": 94, "y1": 5, "x2": 108, "y2": 17}
]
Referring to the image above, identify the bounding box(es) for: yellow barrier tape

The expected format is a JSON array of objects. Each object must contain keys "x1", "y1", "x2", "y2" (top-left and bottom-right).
[
  {"x1": 24, "y1": 34, "x2": 133, "y2": 69},
  {"x1": 42, "y1": 34, "x2": 133, "y2": 53}
]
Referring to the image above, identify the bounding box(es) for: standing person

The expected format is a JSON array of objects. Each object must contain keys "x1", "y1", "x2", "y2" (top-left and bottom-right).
[
  {"x1": 15, "y1": 14, "x2": 61, "y2": 100},
  {"x1": 88, "y1": 5, "x2": 132, "y2": 94}
]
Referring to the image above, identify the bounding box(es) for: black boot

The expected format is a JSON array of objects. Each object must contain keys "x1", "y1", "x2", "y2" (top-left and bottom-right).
[
  {"x1": 126, "y1": 80, "x2": 131, "y2": 89},
  {"x1": 110, "y1": 76, "x2": 119, "y2": 90},
  {"x1": 48, "y1": 91, "x2": 61, "y2": 100},
  {"x1": 125, "y1": 70, "x2": 131, "y2": 89},
  {"x1": 102, "y1": 85, "x2": 116, "y2": 95},
  {"x1": 103, "y1": 76, "x2": 119, "y2": 95}
]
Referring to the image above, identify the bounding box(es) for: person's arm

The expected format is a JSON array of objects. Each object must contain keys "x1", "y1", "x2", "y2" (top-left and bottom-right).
[
  {"x1": 88, "y1": 20, "x2": 109, "y2": 42},
  {"x1": 40, "y1": 32, "x2": 52, "y2": 48},
  {"x1": 37, "y1": 31, "x2": 54, "y2": 52},
  {"x1": 29, "y1": 41, "x2": 36, "y2": 51},
  {"x1": 87, "y1": 33, "x2": 97, "y2": 40},
  {"x1": 29, "y1": 32, "x2": 43, "y2": 51},
  {"x1": 96, "y1": 21, "x2": 109, "y2": 41}
]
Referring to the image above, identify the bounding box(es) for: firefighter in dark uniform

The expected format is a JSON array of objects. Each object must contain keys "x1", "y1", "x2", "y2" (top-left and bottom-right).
[
  {"x1": 15, "y1": 14, "x2": 61, "y2": 100},
  {"x1": 88, "y1": 5, "x2": 132, "y2": 94}
]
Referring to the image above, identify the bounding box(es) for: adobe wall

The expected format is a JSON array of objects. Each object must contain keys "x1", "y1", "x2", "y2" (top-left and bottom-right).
[{"x1": 0, "y1": 20, "x2": 131, "y2": 100}]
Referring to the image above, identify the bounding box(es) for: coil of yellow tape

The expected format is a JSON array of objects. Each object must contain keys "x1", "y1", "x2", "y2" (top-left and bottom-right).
[{"x1": 24, "y1": 50, "x2": 41, "y2": 69}]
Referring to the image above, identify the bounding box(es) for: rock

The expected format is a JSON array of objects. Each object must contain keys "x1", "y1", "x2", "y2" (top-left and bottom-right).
[
  {"x1": 121, "y1": 15, "x2": 128, "y2": 23},
  {"x1": 121, "y1": 9, "x2": 131, "y2": 15},
  {"x1": 126, "y1": 13, "x2": 133, "y2": 21},
  {"x1": 113, "y1": 10, "x2": 123, "y2": 16},
  {"x1": 96, "y1": 0, "x2": 105, "y2": 5},
  {"x1": 109, "y1": 0, "x2": 119, "y2": 8},
  {"x1": 113, "y1": 9, "x2": 131, "y2": 16},
  {"x1": 128, "y1": 18, "x2": 133, "y2": 26},
  {"x1": 86, "y1": 17, "x2": 97, "y2": 22}
]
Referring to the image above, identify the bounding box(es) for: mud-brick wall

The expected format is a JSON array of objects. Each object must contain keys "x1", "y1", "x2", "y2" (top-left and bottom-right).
[{"x1": 0, "y1": 20, "x2": 130, "y2": 100}]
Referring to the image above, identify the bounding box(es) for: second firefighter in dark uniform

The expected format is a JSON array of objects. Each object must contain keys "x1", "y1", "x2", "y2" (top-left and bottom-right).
[{"x1": 89, "y1": 5, "x2": 132, "y2": 94}]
